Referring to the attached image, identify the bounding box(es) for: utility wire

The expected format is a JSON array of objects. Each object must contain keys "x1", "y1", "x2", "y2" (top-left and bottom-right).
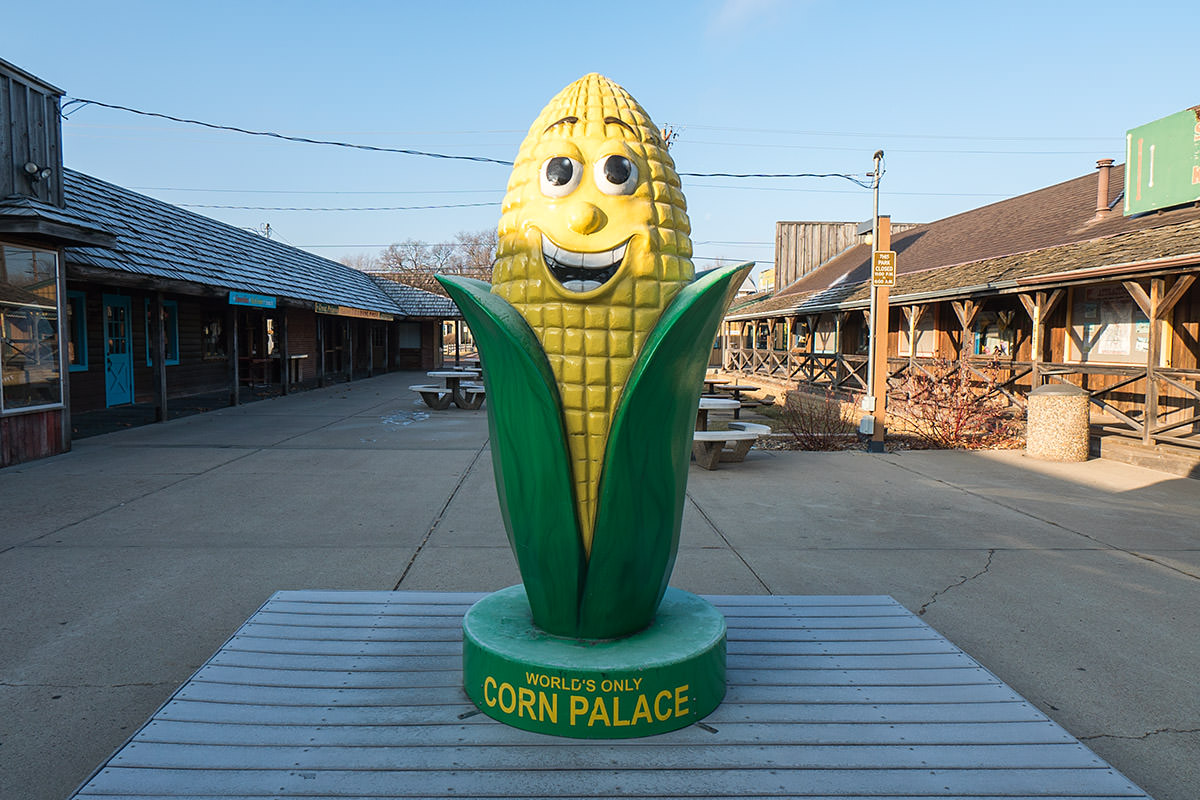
[
  {"x1": 682, "y1": 171, "x2": 873, "y2": 188},
  {"x1": 61, "y1": 96, "x2": 876, "y2": 185},
  {"x1": 178, "y1": 201, "x2": 498, "y2": 211},
  {"x1": 61, "y1": 97, "x2": 515, "y2": 166}
]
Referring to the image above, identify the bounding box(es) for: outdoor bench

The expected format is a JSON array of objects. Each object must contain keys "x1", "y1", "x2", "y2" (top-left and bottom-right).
[
  {"x1": 409, "y1": 385, "x2": 454, "y2": 410},
  {"x1": 457, "y1": 383, "x2": 486, "y2": 410},
  {"x1": 692, "y1": 429, "x2": 758, "y2": 470}
]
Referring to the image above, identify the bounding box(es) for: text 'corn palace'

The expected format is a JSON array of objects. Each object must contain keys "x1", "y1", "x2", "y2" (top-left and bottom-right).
[{"x1": 491, "y1": 73, "x2": 695, "y2": 550}]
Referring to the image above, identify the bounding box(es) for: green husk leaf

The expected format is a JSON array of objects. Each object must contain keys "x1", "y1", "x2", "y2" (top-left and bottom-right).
[
  {"x1": 436, "y1": 276, "x2": 585, "y2": 636},
  {"x1": 578, "y1": 262, "x2": 753, "y2": 638}
]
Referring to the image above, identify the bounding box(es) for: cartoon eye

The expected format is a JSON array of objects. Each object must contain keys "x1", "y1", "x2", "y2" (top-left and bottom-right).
[
  {"x1": 594, "y1": 154, "x2": 638, "y2": 195},
  {"x1": 540, "y1": 156, "x2": 583, "y2": 197}
]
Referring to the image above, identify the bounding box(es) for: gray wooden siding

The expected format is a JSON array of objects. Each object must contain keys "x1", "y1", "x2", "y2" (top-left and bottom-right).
[
  {"x1": 71, "y1": 591, "x2": 1149, "y2": 799},
  {"x1": 1, "y1": 62, "x2": 64, "y2": 206},
  {"x1": 775, "y1": 221, "x2": 862, "y2": 290}
]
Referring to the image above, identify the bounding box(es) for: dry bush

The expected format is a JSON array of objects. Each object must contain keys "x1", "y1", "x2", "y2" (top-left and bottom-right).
[
  {"x1": 889, "y1": 352, "x2": 1023, "y2": 449},
  {"x1": 780, "y1": 389, "x2": 857, "y2": 450}
]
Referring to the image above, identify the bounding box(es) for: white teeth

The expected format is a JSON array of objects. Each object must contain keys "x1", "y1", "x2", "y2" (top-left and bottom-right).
[
  {"x1": 581, "y1": 250, "x2": 608, "y2": 268},
  {"x1": 541, "y1": 234, "x2": 627, "y2": 270},
  {"x1": 564, "y1": 279, "x2": 603, "y2": 292}
]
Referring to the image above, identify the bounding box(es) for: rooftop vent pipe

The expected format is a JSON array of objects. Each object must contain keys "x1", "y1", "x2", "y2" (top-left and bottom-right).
[{"x1": 1093, "y1": 158, "x2": 1115, "y2": 220}]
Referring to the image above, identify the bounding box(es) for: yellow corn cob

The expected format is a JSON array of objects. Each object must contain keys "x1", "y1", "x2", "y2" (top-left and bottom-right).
[{"x1": 491, "y1": 74, "x2": 694, "y2": 553}]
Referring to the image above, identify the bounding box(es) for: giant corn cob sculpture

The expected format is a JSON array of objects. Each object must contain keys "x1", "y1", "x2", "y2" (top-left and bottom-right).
[
  {"x1": 490, "y1": 73, "x2": 694, "y2": 546},
  {"x1": 440, "y1": 74, "x2": 750, "y2": 644}
]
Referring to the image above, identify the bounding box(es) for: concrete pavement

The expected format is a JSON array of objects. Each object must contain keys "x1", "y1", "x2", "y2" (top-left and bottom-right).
[{"x1": 1, "y1": 370, "x2": 1197, "y2": 800}]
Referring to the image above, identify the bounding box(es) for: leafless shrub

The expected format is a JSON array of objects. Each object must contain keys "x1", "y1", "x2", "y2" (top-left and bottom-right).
[
  {"x1": 780, "y1": 389, "x2": 857, "y2": 450},
  {"x1": 889, "y1": 351, "x2": 1023, "y2": 449}
]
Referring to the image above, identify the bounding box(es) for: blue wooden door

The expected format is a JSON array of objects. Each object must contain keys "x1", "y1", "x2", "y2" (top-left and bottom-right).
[{"x1": 103, "y1": 294, "x2": 133, "y2": 406}]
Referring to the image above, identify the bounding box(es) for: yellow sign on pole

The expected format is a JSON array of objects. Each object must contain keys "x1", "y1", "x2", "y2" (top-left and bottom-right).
[{"x1": 872, "y1": 250, "x2": 896, "y2": 287}]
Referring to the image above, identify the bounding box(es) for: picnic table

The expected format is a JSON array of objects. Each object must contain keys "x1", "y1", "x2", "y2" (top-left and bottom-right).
[
  {"x1": 721, "y1": 383, "x2": 760, "y2": 419},
  {"x1": 695, "y1": 397, "x2": 740, "y2": 431},
  {"x1": 410, "y1": 370, "x2": 485, "y2": 410},
  {"x1": 694, "y1": 398, "x2": 768, "y2": 469},
  {"x1": 703, "y1": 376, "x2": 731, "y2": 393}
]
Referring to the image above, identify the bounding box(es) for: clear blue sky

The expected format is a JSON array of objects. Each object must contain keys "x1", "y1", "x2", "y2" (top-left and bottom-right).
[{"x1": 5, "y1": 1, "x2": 1196, "y2": 285}]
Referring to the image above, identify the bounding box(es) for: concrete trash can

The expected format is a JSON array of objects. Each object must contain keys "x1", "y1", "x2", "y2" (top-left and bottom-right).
[{"x1": 1026, "y1": 383, "x2": 1090, "y2": 462}]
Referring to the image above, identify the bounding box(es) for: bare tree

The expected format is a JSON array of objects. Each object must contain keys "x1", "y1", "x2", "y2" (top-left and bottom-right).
[
  {"x1": 371, "y1": 228, "x2": 497, "y2": 295},
  {"x1": 339, "y1": 252, "x2": 379, "y2": 271}
]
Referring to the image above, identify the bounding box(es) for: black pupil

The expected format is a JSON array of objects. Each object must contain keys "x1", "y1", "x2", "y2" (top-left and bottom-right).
[
  {"x1": 546, "y1": 157, "x2": 574, "y2": 186},
  {"x1": 604, "y1": 156, "x2": 632, "y2": 185}
]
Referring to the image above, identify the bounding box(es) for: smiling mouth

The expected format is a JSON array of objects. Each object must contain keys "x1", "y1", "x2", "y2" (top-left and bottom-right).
[{"x1": 541, "y1": 234, "x2": 629, "y2": 293}]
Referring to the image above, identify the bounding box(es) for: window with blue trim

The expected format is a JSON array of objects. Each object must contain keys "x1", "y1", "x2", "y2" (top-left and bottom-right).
[
  {"x1": 145, "y1": 299, "x2": 180, "y2": 366},
  {"x1": 67, "y1": 291, "x2": 88, "y2": 371}
]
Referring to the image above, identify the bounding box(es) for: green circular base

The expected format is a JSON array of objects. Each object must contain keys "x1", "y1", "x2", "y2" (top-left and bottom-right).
[{"x1": 463, "y1": 585, "x2": 726, "y2": 738}]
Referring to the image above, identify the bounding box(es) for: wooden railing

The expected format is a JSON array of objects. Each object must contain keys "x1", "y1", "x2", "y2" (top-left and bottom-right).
[{"x1": 725, "y1": 345, "x2": 1200, "y2": 449}]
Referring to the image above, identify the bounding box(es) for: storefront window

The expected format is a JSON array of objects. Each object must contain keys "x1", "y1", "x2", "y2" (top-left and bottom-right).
[
  {"x1": 973, "y1": 311, "x2": 1015, "y2": 357},
  {"x1": 899, "y1": 310, "x2": 936, "y2": 356},
  {"x1": 67, "y1": 290, "x2": 88, "y2": 371},
  {"x1": 397, "y1": 323, "x2": 421, "y2": 348},
  {"x1": 202, "y1": 314, "x2": 226, "y2": 359},
  {"x1": 1068, "y1": 285, "x2": 1150, "y2": 364},
  {"x1": 1, "y1": 245, "x2": 62, "y2": 411},
  {"x1": 145, "y1": 299, "x2": 180, "y2": 366},
  {"x1": 813, "y1": 315, "x2": 838, "y2": 354}
]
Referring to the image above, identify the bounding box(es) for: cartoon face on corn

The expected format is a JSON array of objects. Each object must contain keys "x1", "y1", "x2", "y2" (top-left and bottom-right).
[{"x1": 491, "y1": 73, "x2": 695, "y2": 546}]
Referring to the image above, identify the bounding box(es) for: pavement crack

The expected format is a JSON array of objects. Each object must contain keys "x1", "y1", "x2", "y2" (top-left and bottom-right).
[
  {"x1": 917, "y1": 548, "x2": 996, "y2": 616},
  {"x1": 392, "y1": 439, "x2": 487, "y2": 590},
  {"x1": 0, "y1": 681, "x2": 176, "y2": 689},
  {"x1": 878, "y1": 458, "x2": 1200, "y2": 583},
  {"x1": 1080, "y1": 727, "x2": 1200, "y2": 742},
  {"x1": 686, "y1": 491, "x2": 772, "y2": 593}
]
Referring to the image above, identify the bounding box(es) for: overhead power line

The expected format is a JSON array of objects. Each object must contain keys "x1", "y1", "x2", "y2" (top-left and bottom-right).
[
  {"x1": 61, "y1": 97, "x2": 515, "y2": 166},
  {"x1": 61, "y1": 97, "x2": 876, "y2": 186},
  {"x1": 179, "y1": 201, "x2": 498, "y2": 211}
]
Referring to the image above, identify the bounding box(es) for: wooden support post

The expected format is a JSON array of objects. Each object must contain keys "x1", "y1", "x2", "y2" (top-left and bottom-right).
[
  {"x1": 1118, "y1": 273, "x2": 1196, "y2": 444},
  {"x1": 951, "y1": 299, "x2": 980, "y2": 356},
  {"x1": 834, "y1": 312, "x2": 845, "y2": 387},
  {"x1": 903, "y1": 305, "x2": 926, "y2": 370},
  {"x1": 317, "y1": 316, "x2": 326, "y2": 387},
  {"x1": 806, "y1": 314, "x2": 818, "y2": 382},
  {"x1": 279, "y1": 309, "x2": 290, "y2": 396},
  {"x1": 345, "y1": 319, "x2": 353, "y2": 382},
  {"x1": 1018, "y1": 289, "x2": 1063, "y2": 385},
  {"x1": 367, "y1": 323, "x2": 375, "y2": 378},
  {"x1": 228, "y1": 306, "x2": 240, "y2": 406},
  {"x1": 869, "y1": 217, "x2": 891, "y2": 451},
  {"x1": 152, "y1": 292, "x2": 168, "y2": 422}
]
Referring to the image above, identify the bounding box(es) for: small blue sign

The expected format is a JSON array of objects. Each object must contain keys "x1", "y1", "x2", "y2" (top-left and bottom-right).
[{"x1": 230, "y1": 291, "x2": 277, "y2": 309}]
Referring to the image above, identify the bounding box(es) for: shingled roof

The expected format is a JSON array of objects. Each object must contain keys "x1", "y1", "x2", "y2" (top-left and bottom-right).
[
  {"x1": 62, "y1": 169, "x2": 409, "y2": 315},
  {"x1": 369, "y1": 275, "x2": 461, "y2": 319},
  {"x1": 731, "y1": 163, "x2": 1200, "y2": 319}
]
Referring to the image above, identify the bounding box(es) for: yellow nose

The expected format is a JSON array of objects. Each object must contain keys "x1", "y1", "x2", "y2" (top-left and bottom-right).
[{"x1": 567, "y1": 202, "x2": 606, "y2": 235}]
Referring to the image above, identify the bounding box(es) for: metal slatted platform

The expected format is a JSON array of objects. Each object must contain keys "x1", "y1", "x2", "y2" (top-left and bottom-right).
[{"x1": 71, "y1": 591, "x2": 1150, "y2": 799}]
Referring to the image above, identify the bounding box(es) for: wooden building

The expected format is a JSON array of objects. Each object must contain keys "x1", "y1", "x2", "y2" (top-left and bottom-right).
[
  {"x1": 727, "y1": 158, "x2": 1200, "y2": 450},
  {"x1": 1, "y1": 58, "x2": 114, "y2": 467},
  {"x1": 1, "y1": 58, "x2": 460, "y2": 468}
]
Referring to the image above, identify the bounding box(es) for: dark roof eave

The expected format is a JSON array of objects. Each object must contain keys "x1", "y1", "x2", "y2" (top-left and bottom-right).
[{"x1": 0, "y1": 217, "x2": 117, "y2": 248}]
